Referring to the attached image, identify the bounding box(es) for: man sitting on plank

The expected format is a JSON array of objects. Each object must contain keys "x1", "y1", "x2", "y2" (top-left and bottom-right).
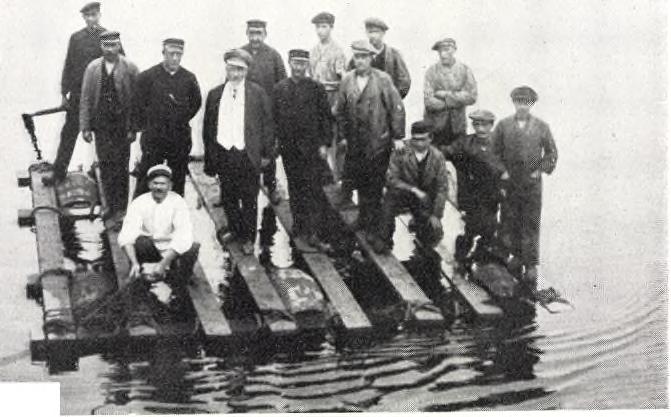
[
  {"x1": 118, "y1": 163, "x2": 198, "y2": 320},
  {"x1": 370, "y1": 121, "x2": 449, "y2": 254}
]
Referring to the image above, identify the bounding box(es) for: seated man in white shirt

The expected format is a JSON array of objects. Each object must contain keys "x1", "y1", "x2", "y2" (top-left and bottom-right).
[{"x1": 118, "y1": 163, "x2": 198, "y2": 319}]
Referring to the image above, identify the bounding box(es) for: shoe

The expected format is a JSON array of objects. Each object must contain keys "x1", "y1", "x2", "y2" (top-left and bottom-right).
[
  {"x1": 242, "y1": 241, "x2": 255, "y2": 255},
  {"x1": 217, "y1": 229, "x2": 235, "y2": 245},
  {"x1": 307, "y1": 234, "x2": 333, "y2": 253},
  {"x1": 268, "y1": 188, "x2": 282, "y2": 205}
]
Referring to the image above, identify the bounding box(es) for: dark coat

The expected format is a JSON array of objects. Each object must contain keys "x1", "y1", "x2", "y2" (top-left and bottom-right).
[
  {"x1": 202, "y1": 80, "x2": 273, "y2": 174},
  {"x1": 386, "y1": 145, "x2": 449, "y2": 218},
  {"x1": 241, "y1": 43, "x2": 287, "y2": 96},
  {"x1": 272, "y1": 77, "x2": 332, "y2": 159},
  {"x1": 348, "y1": 44, "x2": 411, "y2": 98}
]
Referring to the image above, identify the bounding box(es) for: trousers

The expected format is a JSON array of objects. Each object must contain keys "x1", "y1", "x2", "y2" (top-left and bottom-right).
[
  {"x1": 343, "y1": 149, "x2": 391, "y2": 231},
  {"x1": 500, "y1": 179, "x2": 542, "y2": 266},
  {"x1": 134, "y1": 129, "x2": 192, "y2": 197},
  {"x1": 95, "y1": 126, "x2": 129, "y2": 215},
  {"x1": 52, "y1": 99, "x2": 81, "y2": 180},
  {"x1": 282, "y1": 150, "x2": 330, "y2": 236},
  {"x1": 378, "y1": 188, "x2": 443, "y2": 246}
]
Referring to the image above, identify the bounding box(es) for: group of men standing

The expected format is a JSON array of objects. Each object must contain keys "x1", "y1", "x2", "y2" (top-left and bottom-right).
[{"x1": 50, "y1": 2, "x2": 558, "y2": 289}]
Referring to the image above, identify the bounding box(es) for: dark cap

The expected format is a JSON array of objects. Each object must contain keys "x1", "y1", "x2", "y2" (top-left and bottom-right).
[
  {"x1": 510, "y1": 85, "x2": 538, "y2": 103},
  {"x1": 410, "y1": 121, "x2": 433, "y2": 137},
  {"x1": 432, "y1": 37, "x2": 457, "y2": 51},
  {"x1": 351, "y1": 39, "x2": 376, "y2": 55},
  {"x1": 364, "y1": 17, "x2": 388, "y2": 31},
  {"x1": 163, "y1": 38, "x2": 185, "y2": 48},
  {"x1": 288, "y1": 49, "x2": 310, "y2": 61},
  {"x1": 468, "y1": 109, "x2": 496, "y2": 122},
  {"x1": 99, "y1": 30, "x2": 120, "y2": 43},
  {"x1": 146, "y1": 163, "x2": 172, "y2": 181},
  {"x1": 312, "y1": 12, "x2": 335, "y2": 25},
  {"x1": 247, "y1": 19, "x2": 267, "y2": 31},
  {"x1": 80, "y1": 2, "x2": 100, "y2": 13},
  {"x1": 224, "y1": 48, "x2": 253, "y2": 68}
]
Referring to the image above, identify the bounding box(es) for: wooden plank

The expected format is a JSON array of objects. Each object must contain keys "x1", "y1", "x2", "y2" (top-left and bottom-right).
[
  {"x1": 188, "y1": 161, "x2": 298, "y2": 337},
  {"x1": 322, "y1": 184, "x2": 444, "y2": 326},
  {"x1": 16, "y1": 169, "x2": 30, "y2": 187},
  {"x1": 28, "y1": 164, "x2": 77, "y2": 343},
  {"x1": 261, "y1": 188, "x2": 372, "y2": 334},
  {"x1": 189, "y1": 262, "x2": 235, "y2": 340}
]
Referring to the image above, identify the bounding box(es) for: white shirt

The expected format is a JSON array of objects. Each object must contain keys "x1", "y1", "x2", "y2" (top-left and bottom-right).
[
  {"x1": 104, "y1": 60, "x2": 116, "y2": 75},
  {"x1": 216, "y1": 81, "x2": 246, "y2": 150},
  {"x1": 414, "y1": 150, "x2": 429, "y2": 162},
  {"x1": 118, "y1": 192, "x2": 194, "y2": 255},
  {"x1": 356, "y1": 74, "x2": 369, "y2": 92}
]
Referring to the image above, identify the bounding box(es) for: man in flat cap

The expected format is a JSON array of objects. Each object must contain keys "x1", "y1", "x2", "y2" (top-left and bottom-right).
[
  {"x1": 132, "y1": 38, "x2": 202, "y2": 197},
  {"x1": 492, "y1": 86, "x2": 558, "y2": 286},
  {"x1": 310, "y1": 11, "x2": 347, "y2": 183},
  {"x1": 273, "y1": 49, "x2": 333, "y2": 251},
  {"x1": 118, "y1": 163, "x2": 198, "y2": 333},
  {"x1": 80, "y1": 30, "x2": 139, "y2": 216},
  {"x1": 443, "y1": 109, "x2": 506, "y2": 266},
  {"x1": 424, "y1": 37, "x2": 478, "y2": 210},
  {"x1": 370, "y1": 121, "x2": 449, "y2": 254},
  {"x1": 347, "y1": 18, "x2": 411, "y2": 99},
  {"x1": 241, "y1": 19, "x2": 287, "y2": 205},
  {"x1": 334, "y1": 40, "x2": 405, "y2": 237},
  {"x1": 45, "y1": 1, "x2": 125, "y2": 185},
  {"x1": 202, "y1": 49, "x2": 274, "y2": 255}
]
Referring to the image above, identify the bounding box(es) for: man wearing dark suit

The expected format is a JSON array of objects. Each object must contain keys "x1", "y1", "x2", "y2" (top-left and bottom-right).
[
  {"x1": 371, "y1": 121, "x2": 449, "y2": 254},
  {"x1": 47, "y1": 2, "x2": 124, "y2": 185},
  {"x1": 202, "y1": 49, "x2": 274, "y2": 255}
]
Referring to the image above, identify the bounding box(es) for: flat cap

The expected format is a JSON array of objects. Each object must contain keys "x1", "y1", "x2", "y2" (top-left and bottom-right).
[
  {"x1": 163, "y1": 38, "x2": 185, "y2": 48},
  {"x1": 224, "y1": 48, "x2": 253, "y2": 68},
  {"x1": 510, "y1": 85, "x2": 538, "y2": 103},
  {"x1": 288, "y1": 49, "x2": 310, "y2": 60},
  {"x1": 246, "y1": 19, "x2": 267, "y2": 30},
  {"x1": 99, "y1": 30, "x2": 120, "y2": 42},
  {"x1": 80, "y1": 2, "x2": 100, "y2": 13},
  {"x1": 410, "y1": 120, "x2": 433, "y2": 137},
  {"x1": 468, "y1": 109, "x2": 496, "y2": 122},
  {"x1": 312, "y1": 12, "x2": 335, "y2": 25},
  {"x1": 351, "y1": 39, "x2": 376, "y2": 55},
  {"x1": 147, "y1": 163, "x2": 172, "y2": 181},
  {"x1": 364, "y1": 17, "x2": 388, "y2": 31},
  {"x1": 432, "y1": 37, "x2": 457, "y2": 51}
]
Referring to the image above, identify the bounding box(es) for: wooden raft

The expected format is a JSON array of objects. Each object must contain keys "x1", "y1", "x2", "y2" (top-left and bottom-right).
[
  {"x1": 260, "y1": 187, "x2": 373, "y2": 335},
  {"x1": 322, "y1": 184, "x2": 444, "y2": 327},
  {"x1": 188, "y1": 160, "x2": 298, "y2": 337}
]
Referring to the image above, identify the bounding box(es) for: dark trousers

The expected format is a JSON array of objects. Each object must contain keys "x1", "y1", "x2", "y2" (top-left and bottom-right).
[
  {"x1": 216, "y1": 147, "x2": 260, "y2": 243},
  {"x1": 500, "y1": 179, "x2": 542, "y2": 267},
  {"x1": 134, "y1": 236, "x2": 199, "y2": 289},
  {"x1": 262, "y1": 157, "x2": 277, "y2": 191},
  {"x1": 95, "y1": 127, "x2": 130, "y2": 215},
  {"x1": 456, "y1": 198, "x2": 499, "y2": 260},
  {"x1": 52, "y1": 99, "x2": 80, "y2": 180},
  {"x1": 282, "y1": 150, "x2": 330, "y2": 236},
  {"x1": 378, "y1": 189, "x2": 443, "y2": 245},
  {"x1": 343, "y1": 149, "x2": 391, "y2": 231},
  {"x1": 134, "y1": 130, "x2": 192, "y2": 197}
]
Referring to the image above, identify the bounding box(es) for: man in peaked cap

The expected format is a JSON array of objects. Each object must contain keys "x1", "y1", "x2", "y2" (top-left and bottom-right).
[
  {"x1": 241, "y1": 19, "x2": 287, "y2": 205},
  {"x1": 202, "y1": 48, "x2": 274, "y2": 255},
  {"x1": 491, "y1": 86, "x2": 558, "y2": 287},
  {"x1": 79, "y1": 30, "x2": 139, "y2": 217},
  {"x1": 118, "y1": 163, "x2": 199, "y2": 334},
  {"x1": 333, "y1": 40, "x2": 405, "y2": 237},
  {"x1": 443, "y1": 109, "x2": 506, "y2": 267},
  {"x1": 370, "y1": 121, "x2": 449, "y2": 254},
  {"x1": 273, "y1": 49, "x2": 333, "y2": 252},
  {"x1": 132, "y1": 37, "x2": 202, "y2": 198},
  {"x1": 346, "y1": 17, "x2": 411, "y2": 99},
  {"x1": 45, "y1": 1, "x2": 125, "y2": 186}
]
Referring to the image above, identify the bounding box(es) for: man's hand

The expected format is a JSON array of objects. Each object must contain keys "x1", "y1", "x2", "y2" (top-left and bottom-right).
[
  {"x1": 153, "y1": 260, "x2": 169, "y2": 280},
  {"x1": 318, "y1": 145, "x2": 329, "y2": 160},
  {"x1": 129, "y1": 262, "x2": 141, "y2": 280},
  {"x1": 501, "y1": 171, "x2": 510, "y2": 180},
  {"x1": 530, "y1": 170, "x2": 541, "y2": 179},
  {"x1": 61, "y1": 94, "x2": 70, "y2": 111},
  {"x1": 428, "y1": 215, "x2": 442, "y2": 231},
  {"x1": 260, "y1": 157, "x2": 271, "y2": 168},
  {"x1": 337, "y1": 139, "x2": 347, "y2": 151},
  {"x1": 126, "y1": 131, "x2": 137, "y2": 144},
  {"x1": 82, "y1": 130, "x2": 93, "y2": 143},
  {"x1": 393, "y1": 139, "x2": 404, "y2": 151},
  {"x1": 434, "y1": 90, "x2": 449, "y2": 99},
  {"x1": 412, "y1": 187, "x2": 429, "y2": 204}
]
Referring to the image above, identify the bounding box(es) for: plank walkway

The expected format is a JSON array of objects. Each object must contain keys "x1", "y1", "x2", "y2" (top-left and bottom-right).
[
  {"x1": 188, "y1": 160, "x2": 298, "y2": 337},
  {"x1": 322, "y1": 184, "x2": 444, "y2": 327},
  {"x1": 260, "y1": 187, "x2": 372, "y2": 335}
]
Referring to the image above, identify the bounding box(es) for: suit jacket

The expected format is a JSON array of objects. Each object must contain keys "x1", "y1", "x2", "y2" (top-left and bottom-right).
[
  {"x1": 202, "y1": 80, "x2": 273, "y2": 174},
  {"x1": 80, "y1": 55, "x2": 139, "y2": 132},
  {"x1": 386, "y1": 145, "x2": 449, "y2": 218},
  {"x1": 334, "y1": 68, "x2": 405, "y2": 159},
  {"x1": 348, "y1": 44, "x2": 411, "y2": 98}
]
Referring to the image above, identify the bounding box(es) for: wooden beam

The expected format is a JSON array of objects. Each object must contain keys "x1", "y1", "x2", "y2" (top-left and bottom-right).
[
  {"x1": 188, "y1": 161, "x2": 298, "y2": 337},
  {"x1": 322, "y1": 184, "x2": 444, "y2": 326},
  {"x1": 189, "y1": 262, "x2": 235, "y2": 341},
  {"x1": 261, "y1": 187, "x2": 372, "y2": 334}
]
